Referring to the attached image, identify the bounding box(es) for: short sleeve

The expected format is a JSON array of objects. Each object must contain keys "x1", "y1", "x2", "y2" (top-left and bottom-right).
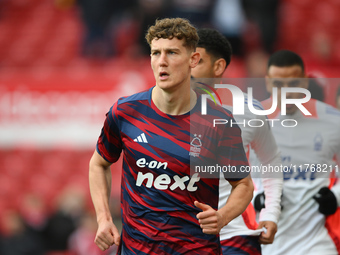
[{"x1": 96, "y1": 103, "x2": 123, "y2": 163}]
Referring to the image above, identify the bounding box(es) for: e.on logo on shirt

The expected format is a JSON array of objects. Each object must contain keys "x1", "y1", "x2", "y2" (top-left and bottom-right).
[{"x1": 136, "y1": 158, "x2": 168, "y2": 169}]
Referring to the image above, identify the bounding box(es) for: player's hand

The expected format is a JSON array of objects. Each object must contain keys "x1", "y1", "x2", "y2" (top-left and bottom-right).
[
  {"x1": 195, "y1": 201, "x2": 225, "y2": 235},
  {"x1": 95, "y1": 219, "x2": 120, "y2": 251},
  {"x1": 313, "y1": 187, "x2": 338, "y2": 215},
  {"x1": 257, "y1": 221, "x2": 277, "y2": 244}
]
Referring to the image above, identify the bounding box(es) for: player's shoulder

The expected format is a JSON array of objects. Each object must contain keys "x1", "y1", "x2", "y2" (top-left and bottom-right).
[
  {"x1": 315, "y1": 100, "x2": 340, "y2": 121},
  {"x1": 117, "y1": 87, "x2": 151, "y2": 105},
  {"x1": 244, "y1": 93, "x2": 265, "y2": 111},
  {"x1": 310, "y1": 100, "x2": 340, "y2": 136},
  {"x1": 108, "y1": 87, "x2": 152, "y2": 117},
  {"x1": 243, "y1": 93, "x2": 267, "y2": 120},
  {"x1": 205, "y1": 97, "x2": 234, "y2": 119}
]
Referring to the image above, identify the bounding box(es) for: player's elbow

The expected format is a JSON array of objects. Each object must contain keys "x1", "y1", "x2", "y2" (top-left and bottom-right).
[
  {"x1": 244, "y1": 176, "x2": 254, "y2": 201},
  {"x1": 238, "y1": 176, "x2": 254, "y2": 204},
  {"x1": 230, "y1": 175, "x2": 254, "y2": 202}
]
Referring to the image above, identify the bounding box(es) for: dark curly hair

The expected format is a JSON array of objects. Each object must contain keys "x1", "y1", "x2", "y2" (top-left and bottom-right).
[
  {"x1": 267, "y1": 50, "x2": 305, "y2": 73},
  {"x1": 197, "y1": 28, "x2": 232, "y2": 67},
  {"x1": 145, "y1": 18, "x2": 199, "y2": 51}
]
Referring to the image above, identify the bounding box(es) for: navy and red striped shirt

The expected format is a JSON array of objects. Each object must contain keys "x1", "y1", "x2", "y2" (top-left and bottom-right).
[{"x1": 96, "y1": 87, "x2": 249, "y2": 255}]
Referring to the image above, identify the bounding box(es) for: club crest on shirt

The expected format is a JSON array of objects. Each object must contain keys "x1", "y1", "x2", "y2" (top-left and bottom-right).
[
  {"x1": 189, "y1": 134, "x2": 202, "y2": 157},
  {"x1": 314, "y1": 133, "x2": 323, "y2": 151}
]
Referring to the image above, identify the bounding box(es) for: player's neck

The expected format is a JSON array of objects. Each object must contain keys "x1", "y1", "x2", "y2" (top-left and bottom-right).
[{"x1": 152, "y1": 85, "x2": 197, "y2": 115}]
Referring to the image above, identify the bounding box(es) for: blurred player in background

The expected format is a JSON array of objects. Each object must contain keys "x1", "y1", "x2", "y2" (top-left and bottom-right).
[
  {"x1": 336, "y1": 87, "x2": 340, "y2": 110},
  {"x1": 89, "y1": 18, "x2": 254, "y2": 254},
  {"x1": 261, "y1": 49, "x2": 340, "y2": 255},
  {"x1": 191, "y1": 28, "x2": 283, "y2": 255}
]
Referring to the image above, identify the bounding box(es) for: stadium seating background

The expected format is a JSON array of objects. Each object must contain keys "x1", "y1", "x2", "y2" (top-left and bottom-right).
[{"x1": 0, "y1": 0, "x2": 340, "y2": 238}]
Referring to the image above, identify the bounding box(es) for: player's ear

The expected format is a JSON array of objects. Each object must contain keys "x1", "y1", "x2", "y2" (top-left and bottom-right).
[
  {"x1": 190, "y1": 51, "x2": 200, "y2": 68},
  {"x1": 265, "y1": 75, "x2": 273, "y2": 94},
  {"x1": 301, "y1": 73, "x2": 309, "y2": 89},
  {"x1": 213, "y1": 58, "x2": 226, "y2": 77}
]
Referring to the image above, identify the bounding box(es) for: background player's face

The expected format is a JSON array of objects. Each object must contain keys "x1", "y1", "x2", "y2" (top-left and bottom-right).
[
  {"x1": 191, "y1": 47, "x2": 216, "y2": 79},
  {"x1": 266, "y1": 65, "x2": 308, "y2": 115},
  {"x1": 150, "y1": 37, "x2": 198, "y2": 92}
]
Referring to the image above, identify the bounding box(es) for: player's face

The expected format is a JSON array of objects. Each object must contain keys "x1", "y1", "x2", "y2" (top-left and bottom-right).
[
  {"x1": 266, "y1": 65, "x2": 307, "y2": 115},
  {"x1": 150, "y1": 38, "x2": 199, "y2": 92},
  {"x1": 191, "y1": 47, "x2": 216, "y2": 79}
]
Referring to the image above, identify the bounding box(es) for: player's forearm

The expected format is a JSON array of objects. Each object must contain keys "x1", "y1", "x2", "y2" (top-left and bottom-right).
[
  {"x1": 260, "y1": 177, "x2": 283, "y2": 223},
  {"x1": 219, "y1": 176, "x2": 254, "y2": 226},
  {"x1": 89, "y1": 156, "x2": 113, "y2": 223},
  {"x1": 253, "y1": 140, "x2": 283, "y2": 223}
]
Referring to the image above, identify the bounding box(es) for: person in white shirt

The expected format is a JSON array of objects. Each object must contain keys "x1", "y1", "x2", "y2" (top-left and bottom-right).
[
  {"x1": 191, "y1": 28, "x2": 283, "y2": 255},
  {"x1": 261, "y1": 49, "x2": 340, "y2": 255}
]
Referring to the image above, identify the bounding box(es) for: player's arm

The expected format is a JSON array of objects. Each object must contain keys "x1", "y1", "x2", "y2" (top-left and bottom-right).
[
  {"x1": 329, "y1": 110, "x2": 340, "y2": 207},
  {"x1": 250, "y1": 113, "x2": 283, "y2": 244},
  {"x1": 89, "y1": 150, "x2": 120, "y2": 250},
  {"x1": 196, "y1": 114, "x2": 253, "y2": 234},
  {"x1": 314, "y1": 154, "x2": 340, "y2": 215},
  {"x1": 196, "y1": 175, "x2": 253, "y2": 235},
  {"x1": 256, "y1": 178, "x2": 281, "y2": 244},
  {"x1": 313, "y1": 138, "x2": 340, "y2": 216},
  {"x1": 223, "y1": 175, "x2": 254, "y2": 223}
]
